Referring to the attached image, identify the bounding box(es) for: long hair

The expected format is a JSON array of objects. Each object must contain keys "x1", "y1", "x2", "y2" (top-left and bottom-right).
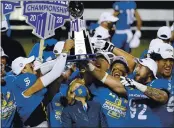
[{"x1": 67, "y1": 78, "x2": 90, "y2": 104}]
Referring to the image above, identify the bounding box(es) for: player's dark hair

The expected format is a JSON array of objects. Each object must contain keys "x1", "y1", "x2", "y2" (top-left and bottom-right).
[
  {"x1": 110, "y1": 60, "x2": 129, "y2": 73},
  {"x1": 147, "y1": 68, "x2": 156, "y2": 80},
  {"x1": 96, "y1": 55, "x2": 109, "y2": 63},
  {"x1": 149, "y1": 52, "x2": 163, "y2": 61},
  {"x1": 158, "y1": 37, "x2": 170, "y2": 43}
]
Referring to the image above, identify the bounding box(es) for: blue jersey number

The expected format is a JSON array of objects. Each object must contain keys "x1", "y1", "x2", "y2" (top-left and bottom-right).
[
  {"x1": 129, "y1": 99, "x2": 147, "y2": 120},
  {"x1": 167, "y1": 96, "x2": 174, "y2": 112},
  {"x1": 126, "y1": 9, "x2": 135, "y2": 25}
]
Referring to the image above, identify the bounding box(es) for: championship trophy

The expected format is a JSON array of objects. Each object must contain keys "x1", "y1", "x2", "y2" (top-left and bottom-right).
[{"x1": 67, "y1": 1, "x2": 95, "y2": 63}]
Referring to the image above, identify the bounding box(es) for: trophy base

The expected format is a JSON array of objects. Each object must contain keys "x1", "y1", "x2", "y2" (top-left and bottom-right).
[{"x1": 67, "y1": 54, "x2": 96, "y2": 62}]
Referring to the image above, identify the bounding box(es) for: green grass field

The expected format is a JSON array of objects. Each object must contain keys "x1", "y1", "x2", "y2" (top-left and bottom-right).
[{"x1": 15, "y1": 37, "x2": 150, "y2": 58}]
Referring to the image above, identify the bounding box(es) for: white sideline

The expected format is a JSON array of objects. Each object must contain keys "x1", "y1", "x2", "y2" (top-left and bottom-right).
[
  {"x1": 9, "y1": 8, "x2": 174, "y2": 30},
  {"x1": 10, "y1": 8, "x2": 174, "y2": 21}
]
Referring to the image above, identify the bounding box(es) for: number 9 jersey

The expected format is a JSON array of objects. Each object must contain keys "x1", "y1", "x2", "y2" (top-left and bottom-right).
[{"x1": 112, "y1": 1, "x2": 136, "y2": 30}]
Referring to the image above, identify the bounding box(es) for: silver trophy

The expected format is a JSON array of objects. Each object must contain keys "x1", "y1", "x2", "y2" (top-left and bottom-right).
[{"x1": 67, "y1": 1, "x2": 95, "y2": 62}]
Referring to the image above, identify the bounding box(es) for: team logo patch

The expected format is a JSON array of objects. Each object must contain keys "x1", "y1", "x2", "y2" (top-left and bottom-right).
[
  {"x1": 102, "y1": 99, "x2": 127, "y2": 119},
  {"x1": 1, "y1": 92, "x2": 16, "y2": 119},
  {"x1": 78, "y1": 89, "x2": 82, "y2": 95},
  {"x1": 23, "y1": 1, "x2": 70, "y2": 39},
  {"x1": 19, "y1": 63, "x2": 23, "y2": 67}
]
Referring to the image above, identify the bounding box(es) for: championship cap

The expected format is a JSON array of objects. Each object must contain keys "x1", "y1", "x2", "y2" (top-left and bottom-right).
[
  {"x1": 12, "y1": 56, "x2": 35, "y2": 75},
  {"x1": 157, "y1": 26, "x2": 171, "y2": 40},
  {"x1": 137, "y1": 58, "x2": 158, "y2": 79},
  {"x1": 98, "y1": 12, "x2": 118, "y2": 24},
  {"x1": 148, "y1": 42, "x2": 174, "y2": 59},
  {"x1": 96, "y1": 51, "x2": 115, "y2": 64}
]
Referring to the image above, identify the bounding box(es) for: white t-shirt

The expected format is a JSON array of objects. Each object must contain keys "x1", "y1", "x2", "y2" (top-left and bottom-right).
[{"x1": 93, "y1": 26, "x2": 110, "y2": 40}]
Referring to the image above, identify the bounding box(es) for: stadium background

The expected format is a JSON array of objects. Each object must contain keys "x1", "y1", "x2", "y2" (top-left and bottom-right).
[{"x1": 8, "y1": 1, "x2": 174, "y2": 57}]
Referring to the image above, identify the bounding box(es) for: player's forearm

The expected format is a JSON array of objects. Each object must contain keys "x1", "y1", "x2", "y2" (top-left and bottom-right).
[
  {"x1": 104, "y1": 76, "x2": 127, "y2": 95},
  {"x1": 112, "y1": 47, "x2": 136, "y2": 72},
  {"x1": 88, "y1": 63, "x2": 106, "y2": 81},
  {"x1": 23, "y1": 53, "x2": 67, "y2": 97},
  {"x1": 135, "y1": 10, "x2": 142, "y2": 31},
  {"x1": 144, "y1": 86, "x2": 168, "y2": 104},
  {"x1": 88, "y1": 63, "x2": 127, "y2": 95},
  {"x1": 23, "y1": 78, "x2": 44, "y2": 96}
]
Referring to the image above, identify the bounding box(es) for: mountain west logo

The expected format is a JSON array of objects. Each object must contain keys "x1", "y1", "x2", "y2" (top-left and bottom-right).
[
  {"x1": 1, "y1": 0, "x2": 21, "y2": 15},
  {"x1": 23, "y1": 1, "x2": 70, "y2": 39},
  {"x1": 1, "y1": 92, "x2": 16, "y2": 119}
]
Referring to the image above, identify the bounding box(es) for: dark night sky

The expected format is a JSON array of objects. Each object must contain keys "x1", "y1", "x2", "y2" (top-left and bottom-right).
[{"x1": 83, "y1": 1, "x2": 174, "y2": 9}]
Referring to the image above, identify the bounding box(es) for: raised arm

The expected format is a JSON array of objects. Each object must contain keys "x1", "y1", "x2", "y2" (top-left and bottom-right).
[
  {"x1": 120, "y1": 77, "x2": 169, "y2": 104},
  {"x1": 112, "y1": 47, "x2": 136, "y2": 72},
  {"x1": 22, "y1": 39, "x2": 74, "y2": 97},
  {"x1": 144, "y1": 86, "x2": 168, "y2": 104},
  {"x1": 134, "y1": 10, "x2": 142, "y2": 31},
  {"x1": 23, "y1": 53, "x2": 67, "y2": 97},
  {"x1": 87, "y1": 63, "x2": 127, "y2": 96}
]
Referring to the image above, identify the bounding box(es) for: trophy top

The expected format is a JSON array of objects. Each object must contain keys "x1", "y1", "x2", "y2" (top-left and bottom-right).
[{"x1": 68, "y1": 1, "x2": 84, "y2": 19}]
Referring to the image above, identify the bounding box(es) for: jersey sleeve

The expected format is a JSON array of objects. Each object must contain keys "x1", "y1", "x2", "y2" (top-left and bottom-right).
[
  {"x1": 150, "y1": 79, "x2": 169, "y2": 91},
  {"x1": 132, "y1": 1, "x2": 137, "y2": 9},
  {"x1": 28, "y1": 43, "x2": 39, "y2": 58}
]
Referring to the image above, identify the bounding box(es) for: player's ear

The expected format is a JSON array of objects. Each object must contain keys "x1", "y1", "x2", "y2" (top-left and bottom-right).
[{"x1": 21, "y1": 67, "x2": 27, "y2": 74}]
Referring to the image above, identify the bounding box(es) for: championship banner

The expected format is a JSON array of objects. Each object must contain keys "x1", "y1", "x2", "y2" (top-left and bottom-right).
[
  {"x1": 23, "y1": 1, "x2": 70, "y2": 62},
  {"x1": 23, "y1": 1, "x2": 69, "y2": 39},
  {"x1": 1, "y1": 0, "x2": 21, "y2": 15}
]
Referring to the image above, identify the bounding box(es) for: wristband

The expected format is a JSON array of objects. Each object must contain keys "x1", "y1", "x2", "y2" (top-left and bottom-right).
[
  {"x1": 134, "y1": 82, "x2": 147, "y2": 92},
  {"x1": 101, "y1": 72, "x2": 108, "y2": 83},
  {"x1": 88, "y1": 63, "x2": 95, "y2": 71}
]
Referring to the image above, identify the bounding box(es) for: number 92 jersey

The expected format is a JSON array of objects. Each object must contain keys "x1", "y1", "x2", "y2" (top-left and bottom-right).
[
  {"x1": 158, "y1": 77, "x2": 174, "y2": 127},
  {"x1": 112, "y1": 1, "x2": 136, "y2": 30},
  {"x1": 125, "y1": 79, "x2": 170, "y2": 127}
]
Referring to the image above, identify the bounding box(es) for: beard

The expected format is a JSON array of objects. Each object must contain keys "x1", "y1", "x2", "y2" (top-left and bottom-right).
[{"x1": 135, "y1": 75, "x2": 149, "y2": 85}]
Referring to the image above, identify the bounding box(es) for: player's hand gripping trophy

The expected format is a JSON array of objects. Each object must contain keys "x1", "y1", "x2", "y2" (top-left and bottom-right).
[
  {"x1": 68, "y1": 1, "x2": 95, "y2": 61},
  {"x1": 67, "y1": 1, "x2": 95, "y2": 71}
]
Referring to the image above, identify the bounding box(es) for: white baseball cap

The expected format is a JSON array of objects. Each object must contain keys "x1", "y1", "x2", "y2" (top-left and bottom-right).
[
  {"x1": 98, "y1": 12, "x2": 119, "y2": 24},
  {"x1": 148, "y1": 43, "x2": 174, "y2": 59},
  {"x1": 148, "y1": 38, "x2": 164, "y2": 54},
  {"x1": 1, "y1": 15, "x2": 8, "y2": 32},
  {"x1": 149, "y1": 38, "x2": 164, "y2": 49},
  {"x1": 53, "y1": 41, "x2": 65, "y2": 55},
  {"x1": 157, "y1": 43, "x2": 174, "y2": 59},
  {"x1": 96, "y1": 51, "x2": 115, "y2": 64},
  {"x1": 1, "y1": 47, "x2": 8, "y2": 57},
  {"x1": 157, "y1": 26, "x2": 171, "y2": 40},
  {"x1": 12, "y1": 56, "x2": 35, "y2": 75},
  {"x1": 137, "y1": 58, "x2": 158, "y2": 79},
  {"x1": 93, "y1": 26, "x2": 110, "y2": 39}
]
